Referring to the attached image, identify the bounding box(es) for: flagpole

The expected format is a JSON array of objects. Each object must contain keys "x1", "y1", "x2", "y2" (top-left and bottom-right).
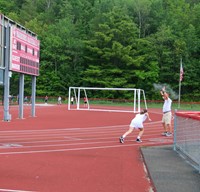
[{"x1": 178, "y1": 57, "x2": 182, "y2": 108}]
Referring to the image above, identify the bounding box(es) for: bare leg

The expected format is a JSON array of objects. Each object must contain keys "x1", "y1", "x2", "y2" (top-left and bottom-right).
[
  {"x1": 122, "y1": 126, "x2": 134, "y2": 138},
  {"x1": 136, "y1": 128, "x2": 144, "y2": 142},
  {"x1": 162, "y1": 122, "x2": 167, "y2": 132},
  {"x1": 137, "y1": 128, "x2": 144, "y2": 138},
  {"x1": 166, "y1": 123, "x2": 172, "y2": 133}
]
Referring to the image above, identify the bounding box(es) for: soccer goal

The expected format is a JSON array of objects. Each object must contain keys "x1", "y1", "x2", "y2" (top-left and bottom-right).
[{"x1": 68, "y1": 87, "x2": 147, "y2": 113}]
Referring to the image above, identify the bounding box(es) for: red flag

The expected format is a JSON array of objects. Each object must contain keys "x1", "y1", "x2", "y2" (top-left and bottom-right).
[{"x1": 180, "y1": 62, "x2": 184, "y2": 82}]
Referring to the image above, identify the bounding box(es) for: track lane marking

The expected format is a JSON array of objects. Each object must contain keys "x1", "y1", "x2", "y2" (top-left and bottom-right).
[{"x1": 0, "y1": 189, "x2": 36, "y2": 192}]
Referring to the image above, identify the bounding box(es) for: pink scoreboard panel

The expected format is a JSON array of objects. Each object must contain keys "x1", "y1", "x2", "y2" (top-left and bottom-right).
[{"x1": 10, "y1": 26, "x2": 40, "y2": 76}]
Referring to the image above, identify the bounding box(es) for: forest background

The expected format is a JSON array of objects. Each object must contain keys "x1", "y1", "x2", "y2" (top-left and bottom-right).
[{"x1": 1, "y1": 0, "x2": 200, "y2": 101}]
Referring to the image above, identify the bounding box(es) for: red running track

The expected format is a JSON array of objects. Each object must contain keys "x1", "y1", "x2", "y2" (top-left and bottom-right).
[{"x1": 0, "y1": 104, "x2": 173, "y2": 192}]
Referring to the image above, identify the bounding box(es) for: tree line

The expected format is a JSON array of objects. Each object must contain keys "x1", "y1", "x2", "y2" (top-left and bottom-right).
[{"x1": 1, "y1": 0, "x2": 200, "y2": 101}]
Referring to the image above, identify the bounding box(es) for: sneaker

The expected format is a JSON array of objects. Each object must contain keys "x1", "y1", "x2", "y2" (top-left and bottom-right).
[
  {"x1": 161, "y1": 132, "x2": 167, "y2": 136},
  {"x1": 119, "y1": 136, "x2": 124, "y2": 143},
  {"x1": 166, "y1": 132, "x2": 173, "y2": 137},
  {"x1": 136, "y1": 138, "x2": 142, "y2": 143}
]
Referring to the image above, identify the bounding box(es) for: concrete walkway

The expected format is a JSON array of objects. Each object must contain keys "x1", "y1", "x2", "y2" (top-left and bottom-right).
[{"x1": 141, "y1": 145, "x2": 200, "y2": 192}]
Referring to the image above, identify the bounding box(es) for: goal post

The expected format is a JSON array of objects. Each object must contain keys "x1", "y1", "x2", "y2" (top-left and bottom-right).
[{"x1": 68, "y1": 87, "x2": 147, "y2": 113}]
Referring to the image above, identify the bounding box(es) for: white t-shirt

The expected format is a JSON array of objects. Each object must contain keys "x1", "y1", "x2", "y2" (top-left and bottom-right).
[
  {"x1": 130, "y1": 113, "x2": 147, "y2": 128},
  {"x1": 163, "y1": 98, "x2": 172, "y2": 112}
]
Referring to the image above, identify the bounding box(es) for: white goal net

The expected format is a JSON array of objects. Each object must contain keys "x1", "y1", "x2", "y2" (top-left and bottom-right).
[{"x1": 68, "y1": 87, "x2": 147, "y2": 113}]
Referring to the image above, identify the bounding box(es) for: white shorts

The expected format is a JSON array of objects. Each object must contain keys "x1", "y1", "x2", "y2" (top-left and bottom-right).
[{"x1": 130, "y1": 119, "x2": 143, "y2": 129}]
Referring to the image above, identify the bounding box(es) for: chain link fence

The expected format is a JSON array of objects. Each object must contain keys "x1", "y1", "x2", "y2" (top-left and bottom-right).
[{"x1": 174, "y1": 111, "x2": 200, "y2": 173}]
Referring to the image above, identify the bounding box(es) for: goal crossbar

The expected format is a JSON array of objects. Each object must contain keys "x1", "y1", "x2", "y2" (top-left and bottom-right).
[{"x1": 68, "y1": 87, "x2": 147, "y2": 113}]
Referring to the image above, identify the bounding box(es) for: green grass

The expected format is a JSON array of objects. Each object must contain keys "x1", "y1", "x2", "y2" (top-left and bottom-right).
[
  {"x1": 4, "y1": 97, "x2": 200, "y2": 111},
  {"x1": 147, "y1": 102, "x2": 200, "y2": 111},
  {"x1": 78, "y1": 99, "x2": 200, "y2": 111}
]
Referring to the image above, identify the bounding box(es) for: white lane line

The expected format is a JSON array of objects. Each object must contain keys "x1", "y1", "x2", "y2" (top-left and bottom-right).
[
  {"x1": 0, "y1": 125, "x2": 123, "y2": 134},
  {"x1": 0, "y1": 189, "x2": 36, "y2": 192},
  {"x1": 0, "y1": 133, "x2": 173, "y2": 149},
  {"x1": 0, "y1": 131, "x2": 166, "y2": 145},
  {"x1": 0, "y1": 140, "x2": 121, "y2": 149},
  {"x1": 0, "y1": 144, "x2": 137, "y2": 155},
  {"x1": 0, "y1": 123, "x2": 164, "y2": 140},
  {"x1": 0, "y1": 119, "x2": 171, "y2": 155},
  {"x1": 0, "y1": 140, "x2": 172, "y2": 155},
  {"x1": 0, "y1": 129, "x2": 124, "y2": 139},
  {"x1": 63, "y1": 136, "x2": 82, "y2": 140},
  {"x1": 0, "y1": 121, "x2": 162, "y2": 134},
  {"x1": 0, "y1": 129, "x2": 171, "y2": 146}
]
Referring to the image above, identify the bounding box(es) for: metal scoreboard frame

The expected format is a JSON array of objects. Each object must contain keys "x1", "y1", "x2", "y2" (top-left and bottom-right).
[
  {"x1": 0, "y1": 14, "x2": 4, "y2": 84},
  {"x1": 0, "y1": 14, "x2": 3, "y2": 69},
  {"x1": 10, "y1": 26, "x2": 40, "y2": 76},
  {"x1": 1, "y1": 14, "x2": 40, "y2": 121}
]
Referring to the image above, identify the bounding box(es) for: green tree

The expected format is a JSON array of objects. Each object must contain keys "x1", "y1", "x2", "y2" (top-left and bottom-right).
[
  {"x1": 4, "y1": 0, "x2": 200, "y2": 101},
  {"x1": 83, "y1": 6, "x2": 158, "y2": 98},
  {"x1": 0, "y1": 0, "x2": 16, "y2": 15},
  {"x1": 126, "y1": 0, "x2": 152, "y2": 38},
  {"x1": 37, "y1": 18, "x2": 84, "y2": 95}
]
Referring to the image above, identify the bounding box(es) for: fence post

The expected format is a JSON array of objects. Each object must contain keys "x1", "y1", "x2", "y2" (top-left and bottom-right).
[{"x1": 173, "y1": 109, "x2": 177, "y2": 151}]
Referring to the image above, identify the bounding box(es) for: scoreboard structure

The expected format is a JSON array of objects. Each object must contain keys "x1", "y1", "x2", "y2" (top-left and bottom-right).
[
  {"x1": 0, "y1": 14, "x2": 40, "y2": 75},
  {"x1": 0, "y1": 14, "x2": 4, "y2": 84},
  {"x1": 0, "y1": 14, "x2": 3, "y2": 68},
  {"x1": 10, "y1": 26, "x2": 40, "y2": 76},
  {"x1": 0, "y1": 14, "x2": 40, "y2": 121}
]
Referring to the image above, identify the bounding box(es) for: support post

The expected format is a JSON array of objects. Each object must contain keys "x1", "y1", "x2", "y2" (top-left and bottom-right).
[
  {"x1": 19, "y1": 73, "x2": 24, "y2": 119},
  {"x1": 31, "y1": 76, "x2": 36, "y2": 117},
  {"x1": 68, "y1": 87, "x2": 71, "y2": 110},
  {"x1": 3, "y1": 25, "x2": 11, "y2": 121},
  {"x1": 173, "y1": 109, "x2": 177, "y2": 151}
]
